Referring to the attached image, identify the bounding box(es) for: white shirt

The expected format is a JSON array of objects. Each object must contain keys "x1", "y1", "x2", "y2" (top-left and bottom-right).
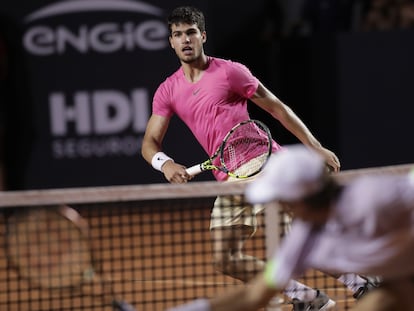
[{"x1": 271, "y1": 174, "x2": 414, "y2": 287}]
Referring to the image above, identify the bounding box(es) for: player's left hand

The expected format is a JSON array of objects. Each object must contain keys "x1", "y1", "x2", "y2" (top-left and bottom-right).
[{"x1": 316, "y1": 147, "x2": 341, "y2": 172}]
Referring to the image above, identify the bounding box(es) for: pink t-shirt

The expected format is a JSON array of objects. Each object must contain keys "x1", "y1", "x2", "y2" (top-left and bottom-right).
[{"x1": 153, "y1": 57, "x2": 280, "y2": 180}]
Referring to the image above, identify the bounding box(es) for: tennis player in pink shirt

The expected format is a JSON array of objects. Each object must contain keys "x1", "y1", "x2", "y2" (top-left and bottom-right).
[{"x1": 142, "y1": 6, "x2": 344, "y2": 310}]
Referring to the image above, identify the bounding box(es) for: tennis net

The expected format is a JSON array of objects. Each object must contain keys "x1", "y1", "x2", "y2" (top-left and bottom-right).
[{"x1": 0, "y1": 163, "x2": 412, "y2": 311}]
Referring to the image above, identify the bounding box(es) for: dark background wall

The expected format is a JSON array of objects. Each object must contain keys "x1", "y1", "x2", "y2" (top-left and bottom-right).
[
  {"x1": 208, "y1": 0, "x2": 414, "y2": 171},
  {"x1": 1, "y1": 0, "x2": 413, "y2": 190},
  {"x1": 337, "y1": 30, "x2": 414, "y2": 169}
]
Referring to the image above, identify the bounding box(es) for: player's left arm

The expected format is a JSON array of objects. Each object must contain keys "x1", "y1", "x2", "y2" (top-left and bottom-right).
[
  {"x1": 166, "y1": 273, "x2": 280, "y2": 311},
  {"x1": 250, "y1": 82, "x2": 340, "y2": 172},
  {"x1": 208, "y1": 273, "x2": 280, "y2": 311}
]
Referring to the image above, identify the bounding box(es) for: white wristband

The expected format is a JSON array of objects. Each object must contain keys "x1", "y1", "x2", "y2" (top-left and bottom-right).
[{"x1": 151, "y1": 152, "x2": 174, "y2": 172}]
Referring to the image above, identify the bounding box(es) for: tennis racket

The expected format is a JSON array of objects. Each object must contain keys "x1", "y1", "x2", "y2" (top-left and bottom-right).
[
  {"x1": 186, "y1": 119, "x2": 273, "y2": 179},
  {"x1": 6, "y1": 205, "x2": 136, "y2": 311}
]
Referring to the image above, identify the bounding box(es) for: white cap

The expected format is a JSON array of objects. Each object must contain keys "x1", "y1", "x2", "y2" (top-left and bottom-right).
[{"x1": 245, "y1": 145, "x2": 327, "y2": 203}]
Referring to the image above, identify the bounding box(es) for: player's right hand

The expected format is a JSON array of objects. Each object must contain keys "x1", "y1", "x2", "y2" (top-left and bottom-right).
[{"x1": 162, "y1": 161, "x2": 192, "y2": 183}]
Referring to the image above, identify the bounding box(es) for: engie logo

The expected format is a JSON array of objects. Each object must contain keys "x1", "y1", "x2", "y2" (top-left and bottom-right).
[{"x1": 23, "y1": 0, "x2": 169, "y2": 55}]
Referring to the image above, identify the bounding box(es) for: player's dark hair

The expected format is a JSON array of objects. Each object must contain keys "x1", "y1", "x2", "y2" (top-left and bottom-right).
[
  {"x1": 167, "y1": 6, "x2": 206, "y2": 34},
  {"x1": 302, "y1": 178, "x2": 343, "y2": 209}
]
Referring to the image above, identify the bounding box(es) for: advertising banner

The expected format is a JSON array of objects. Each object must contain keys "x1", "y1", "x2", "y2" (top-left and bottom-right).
[{"x1": 0, "y1": 0, "x2": 211, "y2": 189}]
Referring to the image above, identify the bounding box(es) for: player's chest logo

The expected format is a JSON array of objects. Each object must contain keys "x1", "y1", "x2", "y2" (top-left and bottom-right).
[{"x1": 192, "y1": 88, "x2": 201, "y2": 96}]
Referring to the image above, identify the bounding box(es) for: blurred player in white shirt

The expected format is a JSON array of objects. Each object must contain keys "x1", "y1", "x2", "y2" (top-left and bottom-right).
[{"x1": 168, "y1": 145, "x2": 414, "y2": 311}]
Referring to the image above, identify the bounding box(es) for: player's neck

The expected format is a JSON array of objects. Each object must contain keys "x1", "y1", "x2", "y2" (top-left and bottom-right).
[{"x1": 181, "y1": 55, "x2": 210, "y2": 83}]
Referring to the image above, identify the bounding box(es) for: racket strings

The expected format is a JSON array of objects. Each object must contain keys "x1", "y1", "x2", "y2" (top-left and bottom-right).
[
  {"x1": 232, "y1": 153, "x2": 269, "y2": 177},
  {"x1": 6, "y1": 206, "x2": 137, "y2": 311},
  {"x1": 221, "y1": 122, "x2": 271, "y2": 174},
  {"x1": 8, "y1": 208, "x2": 92, "y2": 289}
]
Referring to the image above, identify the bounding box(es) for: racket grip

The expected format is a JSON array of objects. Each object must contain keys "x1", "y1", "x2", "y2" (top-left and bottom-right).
[{"x1": 186, "y1": 164, "x2": 203, "y2": 176}]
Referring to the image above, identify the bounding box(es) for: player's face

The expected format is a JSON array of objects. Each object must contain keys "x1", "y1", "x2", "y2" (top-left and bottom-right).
[{"x1": 169, "y1": 23, "x2": 206, "y2": 64}]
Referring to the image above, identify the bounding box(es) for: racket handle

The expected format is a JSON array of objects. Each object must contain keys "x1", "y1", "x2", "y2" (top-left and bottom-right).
[{"x1": 186, "y1": 164, "x2": 204, "y2": 176}]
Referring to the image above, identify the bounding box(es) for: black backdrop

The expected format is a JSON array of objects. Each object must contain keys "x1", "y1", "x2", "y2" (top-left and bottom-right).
[
  {"x1": 1, "y1": 0, "x2": 212, "y2": 189},
  {"x1": 1, "y1": 0, "x2": 413, "y2": 189}
]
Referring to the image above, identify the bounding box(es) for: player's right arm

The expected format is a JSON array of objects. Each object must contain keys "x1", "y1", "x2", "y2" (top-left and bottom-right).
[{"x1": 141, "y1": 114, "x2": 191, "y2": 183}]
